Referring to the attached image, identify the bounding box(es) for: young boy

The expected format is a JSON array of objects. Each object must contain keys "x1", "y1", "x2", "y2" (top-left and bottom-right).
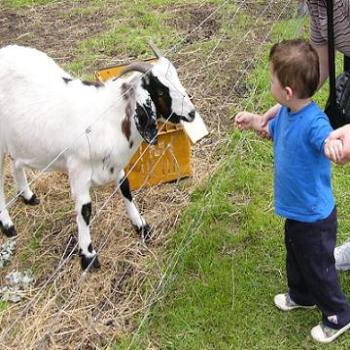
[{"x1": 235, "y1": 39, "x2": 350, "y2": 343}]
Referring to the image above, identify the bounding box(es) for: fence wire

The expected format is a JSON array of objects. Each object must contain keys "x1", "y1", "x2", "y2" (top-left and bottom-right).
[{"x1": 0, "y1": 1, "x2": 305, "y2": 349}]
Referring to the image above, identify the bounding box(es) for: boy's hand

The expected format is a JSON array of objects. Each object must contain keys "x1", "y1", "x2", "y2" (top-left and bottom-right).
[
  {"x1": 234, "y1": 111, "x2": 270, "y2": 138},
  {"x1": 324, "y1": 139, "x2": 343, "y2": 163},
  {"x1": 234, "y1": 111, "x2": 254, "y2": 130},
  {"x1": 234, "y1": 111, "x2": 259, "y2": 130}
]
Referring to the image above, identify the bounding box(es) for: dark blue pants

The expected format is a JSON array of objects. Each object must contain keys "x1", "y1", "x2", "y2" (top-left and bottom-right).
[{"x1": 285, "y1": 207, "x2": 350, "y2": 329}]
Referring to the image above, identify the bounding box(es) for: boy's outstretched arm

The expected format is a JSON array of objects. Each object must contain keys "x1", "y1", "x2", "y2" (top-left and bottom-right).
[{"x1": 234, "y1": 111, "x2": 270, "y2": 137}]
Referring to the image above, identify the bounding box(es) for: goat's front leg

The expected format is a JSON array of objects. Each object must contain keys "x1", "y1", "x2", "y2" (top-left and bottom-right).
[
  {"x1": 117, "y1": 170, "x2": 152, "y2": 240},
  {"x1": 69, "y1": 170, "x2": 100, "y2": 271}
]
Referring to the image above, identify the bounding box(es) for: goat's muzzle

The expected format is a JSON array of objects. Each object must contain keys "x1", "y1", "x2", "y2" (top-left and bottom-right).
[{"x1": 185, "y1": 110, "x2": 196, "y2": 123}]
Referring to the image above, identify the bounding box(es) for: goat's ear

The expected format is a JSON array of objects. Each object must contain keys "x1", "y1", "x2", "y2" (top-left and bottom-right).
[{"x1": 134, "y1": 99, "x2": 158, "y2": 145}]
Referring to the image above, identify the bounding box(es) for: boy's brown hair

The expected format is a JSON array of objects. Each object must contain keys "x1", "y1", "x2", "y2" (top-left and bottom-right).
[{"x1": 269, "y1": 39, "x2": 319, "y2": 99}]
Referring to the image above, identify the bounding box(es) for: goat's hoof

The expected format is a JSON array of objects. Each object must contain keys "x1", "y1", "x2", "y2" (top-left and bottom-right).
[
  {"x1": 21, "y1": 193, "x2": 40, "y2": 206},
  {"x1": 135, "y1": 224, "x2": 152, "y2": 241},
  {"x1": 0, "y1": 222, "x2": 17, "y2": 238},
  {"x1": 80, "y1": 254, "x2": 100, "y2": 271}
]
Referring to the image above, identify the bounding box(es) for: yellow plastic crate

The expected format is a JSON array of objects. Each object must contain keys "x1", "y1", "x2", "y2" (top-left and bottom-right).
[{"x1": 95, "y1": 59, "x2": 192, "y2": 190}]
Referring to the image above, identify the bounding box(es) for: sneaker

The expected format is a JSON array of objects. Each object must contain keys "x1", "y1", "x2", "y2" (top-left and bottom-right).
[
  {"x1": 274, "y1": 293, "x2": 316, "y2": 311},
  {"x1": 311, "y1": 322, "x2": 350, "y2": 343},
  {"x1": 335, "y1": 241, "x2": 350, "y2": 271}
]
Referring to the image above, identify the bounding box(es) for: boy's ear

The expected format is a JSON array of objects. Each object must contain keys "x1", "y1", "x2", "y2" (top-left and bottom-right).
[{"x1": 284, "y1": 86, "x2": 293, "y2": 100}]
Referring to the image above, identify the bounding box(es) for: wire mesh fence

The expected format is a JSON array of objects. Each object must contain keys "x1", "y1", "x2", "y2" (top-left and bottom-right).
[{"x1": 0, "y1": 1, "x2": 303, "y2": 349}]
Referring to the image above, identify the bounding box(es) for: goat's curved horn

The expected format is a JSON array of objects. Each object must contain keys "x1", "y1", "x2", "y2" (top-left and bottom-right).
[
  {"x1": 118, "y1": 62, "x2": 153, "y2": 77},
  {"x1": 149, "y1": 40, "x2": 163, "y2": 58}
]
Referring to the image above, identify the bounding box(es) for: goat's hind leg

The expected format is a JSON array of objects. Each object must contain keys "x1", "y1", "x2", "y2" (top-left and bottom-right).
[
  {"x1": 12, "y1": 162, "x2": 39, "y2": 205},
  {"x1": 117, "y1": 170, "x2": 152, "y2": 241},
  {"x1": 0, "y1": 153, "x2": 16, "y2": 237}
]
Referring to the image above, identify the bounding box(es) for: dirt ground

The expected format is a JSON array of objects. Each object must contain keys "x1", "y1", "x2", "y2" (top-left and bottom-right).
[
  {"x1": 0, "y1": 1, "x2": 119, "y2": 62},
  {"x1": 0, "y1": 1, "x2": 297, "y2": 349}
]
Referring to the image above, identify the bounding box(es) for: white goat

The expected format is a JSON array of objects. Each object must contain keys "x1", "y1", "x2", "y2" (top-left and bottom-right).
[{"x1": 0, "y1": 44, "x2": 197, "y2": 270}]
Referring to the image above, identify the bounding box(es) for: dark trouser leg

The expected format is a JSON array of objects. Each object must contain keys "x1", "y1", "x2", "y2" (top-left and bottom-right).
[
  {"x1": 287, "y1": 208, "x2": 350, "y2": 329},
  {"x1": 285, "y1": 219, "x2": 315, "y2": 306}
]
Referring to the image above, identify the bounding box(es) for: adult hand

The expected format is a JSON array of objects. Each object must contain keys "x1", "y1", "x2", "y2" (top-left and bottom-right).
[
  {"x1": 324, "y1": 139, "x2": 343, "y2": 163},
  {"x1": 326, "y1": 125, "x2": 350, "y2": 163}
]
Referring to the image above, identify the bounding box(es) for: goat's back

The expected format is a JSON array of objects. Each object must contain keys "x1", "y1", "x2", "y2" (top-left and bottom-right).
[
  {"x1": 0, "y1": 46, "x2": 104, "y2": 167},
  {"x1": 0, "y1": 45, "x2": 137, "y2": 173},
  {"x1": 0, "y1": 45, "x2": 71, "y2": 82}
]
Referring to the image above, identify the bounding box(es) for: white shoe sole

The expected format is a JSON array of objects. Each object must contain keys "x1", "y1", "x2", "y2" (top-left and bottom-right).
[{"x1": 274, "y1": 294, "x2": 316, "y2": 311}]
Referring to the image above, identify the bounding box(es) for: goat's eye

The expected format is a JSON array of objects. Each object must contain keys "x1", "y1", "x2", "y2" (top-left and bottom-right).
[{"x1": 158, "y1": 91, "x2": 164, "y2": 97}]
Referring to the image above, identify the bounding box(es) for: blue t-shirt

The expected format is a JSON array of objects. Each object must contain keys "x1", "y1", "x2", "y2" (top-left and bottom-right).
[{"x1": 268, "y1": 101, "x2": 334, "y2": 222}]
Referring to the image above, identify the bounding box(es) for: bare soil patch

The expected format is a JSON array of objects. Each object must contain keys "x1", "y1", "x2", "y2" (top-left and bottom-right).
[
  {"x1": 0, "y1": 1, "x2": 120, "y2": 63},
  {"x1": 165, "y1": 4, "x2": 220, "y2": 43},
  {"x1": 238, "y1": 0, "x2": 296, "y2": 20}
]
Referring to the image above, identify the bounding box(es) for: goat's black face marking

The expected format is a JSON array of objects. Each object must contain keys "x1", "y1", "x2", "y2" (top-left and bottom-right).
[
  {"x1": 119, "y1": 176, "x2": 132, "y2": 202},
  {"x1": 81, "y1": 203, "x2": 92, "y2": 226},
  {"x1": 62, "y1": 77, "x2": 72, "y2": 84},
  {"x1": 142, "y1": 73, "x2": 182, "y2": 123},
  {"x1": 135, "y1": 98, "x2": 157, "y2": 144},
  {"x1": 82, "y1": 80, "x2": 104, "y2": 88},
  {"x1": 110, "y1": 167, "x2": 114, "y2": 175}
]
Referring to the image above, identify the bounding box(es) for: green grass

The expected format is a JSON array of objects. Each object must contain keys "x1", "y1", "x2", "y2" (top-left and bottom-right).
[
  {"x1": 116, "y1": 15, "x2": 350, "y2": 350},
  {"x1": 66, "y1": 1, "x2": 242, "y2": 79},
  {"x1": 0, "y1": 300, "x2": 7, "y2": 313},
  {"x1": 64, "y1": 1, "x2": 182, "y2": 77},
  {"x1": 18, "y1": 222, "x2": 46, "y2": 268}
]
